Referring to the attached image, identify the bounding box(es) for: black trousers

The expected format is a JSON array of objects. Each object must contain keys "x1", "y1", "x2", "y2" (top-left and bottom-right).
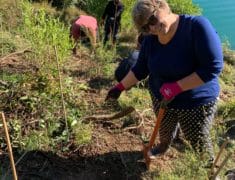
[
  {"x1": 103, "y1": 18, "x2": 120, "y2": 45},
  {"x1": 152, "y1": 97, "x2": 217, "y2": 159}
]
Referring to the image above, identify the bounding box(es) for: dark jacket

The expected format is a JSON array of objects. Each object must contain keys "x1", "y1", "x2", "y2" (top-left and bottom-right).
[{"x1": 102, "y1": 0, "x2": 124, "y2": 24}]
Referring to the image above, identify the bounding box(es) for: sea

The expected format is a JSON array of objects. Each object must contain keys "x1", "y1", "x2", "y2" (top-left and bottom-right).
[{"x1": 193, "y1": 0, "x2": 235, "y2": 50}]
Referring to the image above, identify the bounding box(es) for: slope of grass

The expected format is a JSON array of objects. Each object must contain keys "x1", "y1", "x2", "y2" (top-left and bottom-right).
[{"x1": 0, "y1": 0, "x2": 234, "y2": 179}]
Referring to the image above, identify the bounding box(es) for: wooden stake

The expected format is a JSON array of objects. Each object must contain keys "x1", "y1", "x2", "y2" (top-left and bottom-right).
[
  {"x1": 1, "y1": 112, "x2": 18, "y2": 180},
  {"x1": 210, "y1": 138, "x2": 230, "y2": 175},
  {"x1": 54, "y1": 46, "x2": 69, "y2": 141},
  {"x1": 211, "y1": 152, "x2": 232, "y2": 180}
]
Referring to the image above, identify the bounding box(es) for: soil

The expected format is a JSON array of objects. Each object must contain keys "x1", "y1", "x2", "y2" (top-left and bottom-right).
[{"x1": 0, "y1": 51, "x2": 202, "y2": 180}]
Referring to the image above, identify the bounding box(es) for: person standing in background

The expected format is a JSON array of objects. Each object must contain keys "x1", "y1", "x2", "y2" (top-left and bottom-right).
[{"x1": 101, "y1": 0, "x2": 124, "y2": 46}]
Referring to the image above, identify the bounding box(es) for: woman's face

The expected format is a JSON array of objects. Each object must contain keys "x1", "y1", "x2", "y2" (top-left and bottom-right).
[{"x1": 142, "y1": 9, "x2": 171, "y2": 36}]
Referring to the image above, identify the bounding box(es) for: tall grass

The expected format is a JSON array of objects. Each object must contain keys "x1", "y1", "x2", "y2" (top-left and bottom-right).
[{"x1": 20, "y1": 0, "x2": 71, "y2": 66}]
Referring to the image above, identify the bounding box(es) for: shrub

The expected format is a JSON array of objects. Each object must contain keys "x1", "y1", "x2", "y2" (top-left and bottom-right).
[
  {"x1": 223, "y1": 41, "x2": 235, "y2": 65},
  {"x1": 168, "y1": 0, "x2": 202, "y2": 15}
]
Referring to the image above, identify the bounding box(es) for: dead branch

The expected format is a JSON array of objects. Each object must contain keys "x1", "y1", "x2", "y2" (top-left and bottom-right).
[
  {"x1": 123, "y1": 110, "x2": 144, "y2": 131},
  {"x1": 15, "y1": 151, "x2": 27, "y2": 167},
  {"x1": 24, "y1": 119, "x2": 40, "y2": 126},
  {"x1": 122, "y1": 108, "x2": 152, "y2": 132},
  {"x1": 0, "y1": 48, "x2": 33, "y2": 61},
  {"x1": 84, "y1": 106, "x2": 135, "y2": 121}
]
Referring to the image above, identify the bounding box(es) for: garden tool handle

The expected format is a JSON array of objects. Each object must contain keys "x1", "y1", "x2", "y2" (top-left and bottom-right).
[
  {"x1": 147, "y1": 99, "x2": 171, "y2": 149},
  {"x1": 143, "y1": 99, "x2": 171, "y2": 169}
]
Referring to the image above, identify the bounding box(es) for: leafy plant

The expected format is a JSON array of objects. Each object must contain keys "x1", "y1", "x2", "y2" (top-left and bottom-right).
[{"x1": 22, "y1": 130, "x2": 50, "y2": 151}]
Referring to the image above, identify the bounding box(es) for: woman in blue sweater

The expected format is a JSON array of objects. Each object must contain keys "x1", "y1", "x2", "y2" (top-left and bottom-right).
[{"x1": 106, "y1": 0, "x2": 223, "y2": 165}]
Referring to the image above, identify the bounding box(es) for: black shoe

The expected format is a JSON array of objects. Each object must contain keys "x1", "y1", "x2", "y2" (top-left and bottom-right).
[{"x1": 147, "y1": 144, "x2": 169, "y2": 159}]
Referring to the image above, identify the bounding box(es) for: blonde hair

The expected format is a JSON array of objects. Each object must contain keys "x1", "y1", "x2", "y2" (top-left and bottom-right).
[{"x1": 132, "y1": 0, "x2": 171, "y2": 31}]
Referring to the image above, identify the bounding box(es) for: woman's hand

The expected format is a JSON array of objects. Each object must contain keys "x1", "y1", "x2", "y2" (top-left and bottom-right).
[
  {"x1": 160, "y1": 82, "x2": 182, "y2": 100},
  {"x1": 105, "y1": 83, "x2": 125, "y2": 100}
]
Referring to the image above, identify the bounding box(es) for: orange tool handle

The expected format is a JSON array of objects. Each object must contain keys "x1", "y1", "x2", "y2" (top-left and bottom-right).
[{"x1": 147, "y1": 107, "x2": 165, "y2": 149}]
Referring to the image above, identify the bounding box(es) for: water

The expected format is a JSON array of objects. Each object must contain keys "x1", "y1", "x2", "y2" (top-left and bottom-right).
[{"x1": 193, "y1": 0, "x2": 235, "y2": 50}]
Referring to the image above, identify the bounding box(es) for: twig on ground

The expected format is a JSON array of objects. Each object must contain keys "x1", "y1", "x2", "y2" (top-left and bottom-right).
[
  {"x1": 123, "y1": 108, "x2": 152, "y2": 132},
  {"x1": 0, "y1": 48, "x2": 33, "y2": 61},
  {"x1": 24, "y1": 120, "x2": 40, "y2": 126},
  {"x1": 15, "y1": 152, "x2": 28, "y2": 167},
  {"x1": 123, "y1": 110, "x2": 144, "y2": 131},
  {"x1": 84, "y1": 106, "x2": 135, "y2": 121}
]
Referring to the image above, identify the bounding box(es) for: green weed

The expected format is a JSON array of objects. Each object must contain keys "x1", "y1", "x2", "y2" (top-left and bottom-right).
[
  {"x1": 22, "y1": 130, "x2": 50, "y2": 151},
  {"x1": 73, "y1": 121, "x2": 92, "y2": 146}
]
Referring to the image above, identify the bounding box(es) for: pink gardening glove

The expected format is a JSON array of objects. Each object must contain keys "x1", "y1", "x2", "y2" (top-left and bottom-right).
[{"x1": 160, "y1": 82, "x2": 183, "y2": 100}]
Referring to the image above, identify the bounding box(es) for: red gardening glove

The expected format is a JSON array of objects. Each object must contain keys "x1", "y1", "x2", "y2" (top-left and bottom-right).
[
  {"x1": 160, "y1": 82, "x2": 182, "y2": 100},
  {"x1": 105, "y1": 82, "x2": 125, "y2": 101}
]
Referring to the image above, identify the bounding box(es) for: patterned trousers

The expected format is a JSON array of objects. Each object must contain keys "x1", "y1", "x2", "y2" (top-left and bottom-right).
[{"x1": 152, "y1": 97, "x2": 217, "y2": 159}]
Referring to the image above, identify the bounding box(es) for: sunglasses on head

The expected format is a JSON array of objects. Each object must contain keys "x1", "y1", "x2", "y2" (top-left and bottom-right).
[{"x1": 141, "y1": 11, "x2": 158, "y2": 32}]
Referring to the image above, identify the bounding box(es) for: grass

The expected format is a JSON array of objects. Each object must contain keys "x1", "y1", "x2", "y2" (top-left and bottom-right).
[
  {"x1": 0, "y1": 1, "x2": 234, "y2": 179},
  {"x1": 218, "y1": 99, "x2": 235, "y2": 119},
  {"x1": 119, "y1": 86, "x2": 152, "y2": 110},
  {"x1": 157, "y1": 151, "x2": 208, "y2": 179}
]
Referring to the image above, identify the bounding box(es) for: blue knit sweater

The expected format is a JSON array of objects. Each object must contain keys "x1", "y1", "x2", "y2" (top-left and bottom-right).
[{"x1": 132, "y1": 15, "x2": 223, "y2": 108}]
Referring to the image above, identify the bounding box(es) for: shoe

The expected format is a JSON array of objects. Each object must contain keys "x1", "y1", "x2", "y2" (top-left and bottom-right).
[
  {"x1": 147, "y1": 144, "x2": 169, "y2": 159},
  {"x1": 147, "y1": 150, "x2": 156, "y2": 160}
]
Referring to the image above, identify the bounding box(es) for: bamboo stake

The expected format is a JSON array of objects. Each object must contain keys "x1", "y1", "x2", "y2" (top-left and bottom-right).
[
  {"x1": 210, "y1": 152, "x2": 232, "y2": 180},
  {"x1": 54, "y1": 46, "x2": 69, "y2": 141},
  {"x1": 210, "y1": 138, "x2": 230, "y2": 175},
  {"x1": 1, "y1": 112, "x2": 18, "y2": 180},
  {"x1": 209, "y1": 138, "x2": 230, "y2": 180}
]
